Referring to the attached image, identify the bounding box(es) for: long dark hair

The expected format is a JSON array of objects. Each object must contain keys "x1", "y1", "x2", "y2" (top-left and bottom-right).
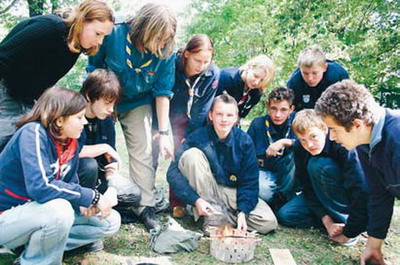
[
  {"x1": 17, "y1": 86, "x2": 87, "y2": 139},
  {"x1": 179, "y1": 34, "x2": 214, "y2": 72}
]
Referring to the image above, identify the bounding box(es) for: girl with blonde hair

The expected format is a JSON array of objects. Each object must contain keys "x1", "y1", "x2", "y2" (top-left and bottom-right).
[
  {"x1": 88, "y1": 2, "x2": 177, "y2": 231},
  {"x1": 0, "y1": 0, "x2": 115, "y2": 152},
  {"x1": 216, "y1": 54, "x2": 276, "y2": 119}
]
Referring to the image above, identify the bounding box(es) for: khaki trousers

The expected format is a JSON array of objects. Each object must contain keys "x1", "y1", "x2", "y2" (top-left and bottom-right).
[
  {"x1": 118, "y1": 105, "x2": 155, "y2": 209},
  {"x1": 179, "y1": 148, "x2": 278, "y2": 234}
]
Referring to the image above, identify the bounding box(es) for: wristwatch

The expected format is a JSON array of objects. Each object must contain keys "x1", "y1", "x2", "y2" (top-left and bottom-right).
[{"x1": 159, "y1": 130, "x2": 170, "y2": 136}]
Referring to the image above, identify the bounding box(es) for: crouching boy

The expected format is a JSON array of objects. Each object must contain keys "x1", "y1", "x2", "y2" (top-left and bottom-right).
[
  {"x1": 315, "y1": 79, "x2": 400, "y2": 265},
  {"x1": 167, "y1": 92, "x2": 277, "y2": 234},
  {"x1": 247, "y1": 87, "x2": 297, "y2": 211},
  {"x1": 277, "y1": 109, "x2": 368, "y2": 246},
  {"x1": 78, "y1": 69, "x2": 141, "y2": 223}
]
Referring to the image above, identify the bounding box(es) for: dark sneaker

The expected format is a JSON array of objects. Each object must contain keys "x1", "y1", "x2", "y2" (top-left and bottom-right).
[
  {"x1": 140, "y1": 206, "x2": 161, "y2": 231},
  {"x1": 81, "y1": 240, "x2": 104, "y2": 253}
]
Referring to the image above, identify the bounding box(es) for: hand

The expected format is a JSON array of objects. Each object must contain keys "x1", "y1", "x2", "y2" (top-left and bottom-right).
[
  {"x1": 103, "y1": 187, "x2": 118, "y2": 207},
  {"x1": 194, "y1": 198, "x2": 216, "y2": 217},
  {"x1": 96, "y1": 194, "x2": 112, "y2": 219},
  {"x1": 104, "y1": 162, "x2": 119, "y2": 179},
  {"x1": 330, "y1": 234, "x2": 349, "y2": 244},
  {"x1": 103, "y1": 145, "x2": 122, "y2": 170},
  {"x1": 158, "y1": 134, "x2": 174, "y2": 160},
  {"x1": 79, "y1": 205, "x2": 99, "y2": 217},
  {"x1": 237, "y1": 212, "x2": 248, "y2": 231},
  {"x1": 266, "y1": 141, "x2": 284, "y2": 157},
  {"x1": 330, "y1": 223, "x2": 345, "y2": 237},
  {"x1": 360, "y1": 237, "x2": 386, "y2": 265}
]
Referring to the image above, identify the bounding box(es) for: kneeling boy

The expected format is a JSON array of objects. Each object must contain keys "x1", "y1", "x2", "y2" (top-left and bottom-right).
[
  {"x1": 167, "y1": 93, "x2": 277, "y2": 234},
  {"x1": 277, "y1": 109, "x2": 368, "y2": 245},
  {"x1": 247, "y1": 87, "x2": 297, "y2": 210},
  {"x1": 315, "y1": 79, "x2": 400, "y2": 265}
]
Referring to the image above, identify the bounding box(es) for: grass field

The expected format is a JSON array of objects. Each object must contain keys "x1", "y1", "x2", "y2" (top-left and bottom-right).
[{"x1": 1, "y1": 123, "x2": 399, "y2": 265}]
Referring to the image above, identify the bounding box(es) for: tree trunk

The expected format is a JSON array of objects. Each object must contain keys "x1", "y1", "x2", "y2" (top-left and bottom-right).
[{"x1": 27, "y1": 0, "x2": 45, "y2": 17}]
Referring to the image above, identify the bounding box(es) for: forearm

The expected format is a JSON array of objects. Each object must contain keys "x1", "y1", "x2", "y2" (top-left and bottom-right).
[
  {"x1": 156, "y1": 96, "x2": 170, "y2": 132},
  {"x1": 79, "y1": 144, "x2": 111, "y2": 158}
]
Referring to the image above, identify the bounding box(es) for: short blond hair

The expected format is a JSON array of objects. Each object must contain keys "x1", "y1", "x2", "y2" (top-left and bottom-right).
[
  {"x1": 240, "y1": 54, "x2": 275, "y2": 93},
  {"x1": 128, "y1": 3, "x2": 177, "y2": 59},
  {"x1": 292, "y1": 109, "x2": 327, "y2": 136},
  {"x1": 297, "y1": 45, "x2": 326, "y2": 68}
]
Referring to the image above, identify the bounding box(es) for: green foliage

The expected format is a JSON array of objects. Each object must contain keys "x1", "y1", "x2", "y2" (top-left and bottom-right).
[
  {"x1": 56, "y1": 55, "x2": 87, "y2": 91},
  {"x1": 186, "y1": 0, "x2": 400, "y2": 117}
]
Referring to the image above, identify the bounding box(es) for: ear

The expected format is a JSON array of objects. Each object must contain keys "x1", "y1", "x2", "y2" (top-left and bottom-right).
[
  {"x1": 208, "y1": 111, "x2": 213, "y2": 122},
  {"x1": 352, "y1": 119, "x2": 365, "y2": 130},
  {"x1": 85, "y1": 94, "x2": 91, "y2": 102},
  {"x1": 289, "y1": 105, "x2": 295, "y2": 114},
  {"x1": 55, "y1": 117, "x2": 64, "y2": 128},
  {"x1": 183, "y1": 50, "x2": 190, "y2": 59},
  {"x1": 322, "y1": 63, "x2": 328, "y2": 72}
]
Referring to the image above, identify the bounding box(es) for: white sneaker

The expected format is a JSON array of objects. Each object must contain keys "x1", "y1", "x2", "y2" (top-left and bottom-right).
[{"x1": 340, "y1": 236, "x2": 359, "y2": 247}]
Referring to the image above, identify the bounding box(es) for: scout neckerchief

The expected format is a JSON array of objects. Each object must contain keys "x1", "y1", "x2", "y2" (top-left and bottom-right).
[
  {"x1": 50, "y1": 135, "x2": 78, "y2": 180},
  {"x1": 265, "y1": 114, "x2": 293, "y2": 156},
  {"x1": 185, "y1": 73, "x2": 203, "y2": 119},
  {"x1": 125, "y1": 34, "x2": 154, "y2": 76}
]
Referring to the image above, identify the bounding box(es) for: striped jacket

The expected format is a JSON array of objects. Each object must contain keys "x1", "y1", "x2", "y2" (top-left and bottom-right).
[{"x1": 0, "y1": 122, "x2": 94, "y2": 213}]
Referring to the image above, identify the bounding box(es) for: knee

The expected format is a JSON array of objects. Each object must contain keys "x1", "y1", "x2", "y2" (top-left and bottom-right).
[
  {"x1": 102, "y1": 210, "x2": 121, "y2": 237},
  {"x1": 180, "y1": 148, "x2": 204, "y2": 166},
  {"x1": 43, "y1": 199, "x2": 74, "y2": 231},
  {"x1": 80, "y1": 158, "x2": 99, "y2": 175},
  {"x1": 307, "y1": 157, "x2": 336, "y2": 178},
  {"x1": 276, "y1": 206, "x2": 301, "y2": 228},
  {"x1": 256, "y1": 215, "x2": 278, "y2": 234}
]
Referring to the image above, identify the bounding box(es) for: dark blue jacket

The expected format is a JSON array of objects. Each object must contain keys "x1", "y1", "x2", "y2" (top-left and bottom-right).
[
  {"x1": 167, "y1": 125, "x2": 259, "y2": 214},
  {"x1": 287, "y1": 61, "x2": 349, "y2": 111},
  {"x1": 0, "y1": 122, "x2": 94, "y2": 213},
  {"x1": 80, "y1": 116, "x2": 116, "y2": 167},
  {"x1": 216, "y1": 67, "x2": 262, "y2": 118},
  {"x1": 294, "y1": 135, "x2": 368, "y2": 237},
  {"x1": 247, "y1": 113, "x2": 296, "y2": 171},
  {"x1": 169, "y1": 53, "x2": 219, "y2": 137},
  {"x1": 356, "y1": 108, "x2": 400, "y2": 239}
]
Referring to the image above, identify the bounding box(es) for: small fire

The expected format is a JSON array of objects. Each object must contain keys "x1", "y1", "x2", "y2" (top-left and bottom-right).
[{"x1": 214, "y1": 224, "x2": 234, "y2": 242}]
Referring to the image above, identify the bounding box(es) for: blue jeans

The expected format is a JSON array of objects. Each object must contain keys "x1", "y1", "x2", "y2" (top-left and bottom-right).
[
  {"x1": 277, "y1": 157, "x2": 350, "y2": 227},
  {"x1": 0, "y1": 199, "x2": 121, "y2": 265},
  {"x1": 0, "y1": 81, "x2": 32, "y2": 152},
  {"x1": 259, "y1": 153, "x2": 296, "y2": 204}
]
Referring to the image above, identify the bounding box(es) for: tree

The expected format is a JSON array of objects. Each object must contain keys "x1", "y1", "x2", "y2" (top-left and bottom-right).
[{"x1": 185, "y1": 0, "x2": 399, "y2": 115}]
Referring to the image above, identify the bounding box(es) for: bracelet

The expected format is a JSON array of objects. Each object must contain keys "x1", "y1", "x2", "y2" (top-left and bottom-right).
[
  {"x1": 159, "y1": 130, "x2": 170, "y2": 136},
  {"x1": 92, "y1": 189, "x2": 100, "y2": 205}
]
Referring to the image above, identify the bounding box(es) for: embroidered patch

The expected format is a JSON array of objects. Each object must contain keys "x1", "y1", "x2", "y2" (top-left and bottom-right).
[
  {"x1": 230, "y1": 175, "x2": 237, "y2": 181},
  {"x1": 212, "y1": 80, "x2": 218, "y2": 89},
  {"x1": 258, "y1": 158, "x2": 264, "y2": 168},
  {"x1": 303, "y1": 94, "x2": 310, "y2": 103}
]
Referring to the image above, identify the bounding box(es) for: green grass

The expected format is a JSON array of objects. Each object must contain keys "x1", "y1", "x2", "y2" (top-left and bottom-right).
[{"x1": 1, "y1": 123, "x2": 399, "y2": 265}]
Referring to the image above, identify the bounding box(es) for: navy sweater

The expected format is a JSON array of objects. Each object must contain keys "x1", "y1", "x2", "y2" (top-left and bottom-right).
[
  {"x1": 287, "y1": 61, "x2": 349, "y2": 111},
  {"x1": 216, "y1": 67, "x2": 262, "y2": 118},
  {"x1": 356, "y1": 108, "x2": 400, "y2": 239},
  {"x1": 167, "y1": 125, "x2": 259, "y2": 214},
  {"x1": 294, "y1": 135, "x2": 368, "y2": 237},
  {"x1": 0, "y1": 122, "x2": 93, "y2": 213},
  {"x1": 247, "y1": 113, "x2": 296, "y2": 171},
  {"x1": 169, "y1": 54, "x2": 220, "y2": 137}
]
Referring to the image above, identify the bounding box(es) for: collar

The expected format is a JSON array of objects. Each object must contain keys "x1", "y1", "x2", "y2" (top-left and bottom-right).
[
  {"x1": 370, "y1": 107, "x2": 386, "y2": 150},
  {"x1": 208, "y1": 124, "x2": 235, "y2": 147}
]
